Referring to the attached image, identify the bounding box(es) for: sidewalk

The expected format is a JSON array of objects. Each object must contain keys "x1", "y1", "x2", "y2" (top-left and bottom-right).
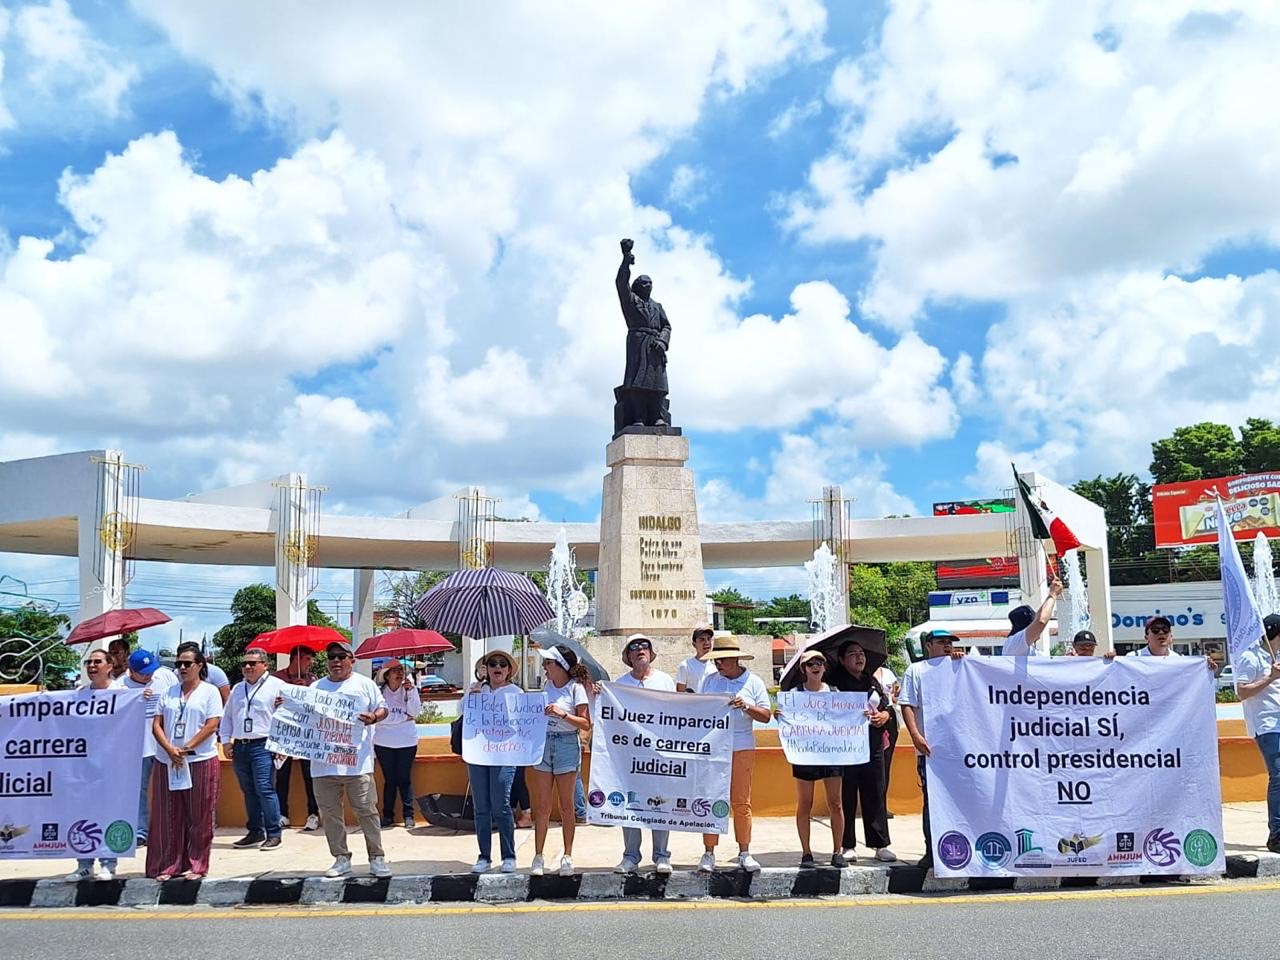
[{"x1": 1, "y1": 803, "x2": 1275, "y2": 908}]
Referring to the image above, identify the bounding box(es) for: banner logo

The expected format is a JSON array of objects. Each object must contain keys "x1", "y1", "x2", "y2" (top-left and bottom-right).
[
  {"x1": 975, "y1": 832, "x2": 1012, "y2": 869},
  {"x1": 67, "y1": 820, "x2": 102, "y2": 854},
  {"x1": 938, "y1": 831, "x2": 971, "y2": 870},
  {"x1": 1142, "y1": 828, "x2": 1181, "y2": 868},
  {"x1": 1183, "y1": 829, "x2": 1218, "y2": 867},
  {"x1": 105, "y1": 820, "x2": 134, "y2": 853}
]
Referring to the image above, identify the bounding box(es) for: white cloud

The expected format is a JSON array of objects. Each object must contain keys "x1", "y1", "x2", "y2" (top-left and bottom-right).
[
  {"x1": 766, "y1": 97, "x2": 821, "y2": 139},
  {"x1": 666, "y1": 164, "x2": 709, "y2": 210},
  {"x1": 783, "y1": 0, "x2": 1280, "y2": 327}
]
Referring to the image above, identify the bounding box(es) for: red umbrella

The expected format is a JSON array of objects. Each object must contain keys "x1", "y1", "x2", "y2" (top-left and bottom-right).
[
  {"x1": 65, "y1": 607, "x2": 171, "y2": 646},
  {"x1": 251, "y1": 624, "x2": 347, "y2": 655},
  {"x1": 354, "y1": 628, "x2": 453, "y2": 660}
]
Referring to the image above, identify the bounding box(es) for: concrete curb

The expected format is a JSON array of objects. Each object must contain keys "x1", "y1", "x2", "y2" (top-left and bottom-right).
[{"x1": 0, "y1": 859, "x2": 1253, "y2": 909}]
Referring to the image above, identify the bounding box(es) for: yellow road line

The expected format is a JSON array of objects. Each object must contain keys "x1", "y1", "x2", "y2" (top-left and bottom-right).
[{"x1": 2, "y1": 879, "x2": 1278, "y2": 921}]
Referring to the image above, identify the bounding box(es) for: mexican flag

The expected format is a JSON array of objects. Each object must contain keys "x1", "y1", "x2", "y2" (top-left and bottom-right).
[{"x1": 1013, "y1": 464, "x2": 1082, "y2": 556}]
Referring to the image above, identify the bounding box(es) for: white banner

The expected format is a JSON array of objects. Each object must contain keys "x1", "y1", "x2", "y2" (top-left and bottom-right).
[
  {"x1": 0, "y1": 687, "x2": 146, "y2": 859},
  {"x1": 922, "y1": 657, "x2": 1225, "y2": 877},
  {"x1": 586, "y1": 684, "x2": 732, "y2": 833},
  {"x1": 461, "y1": 691, "x2": 548, "y2": 767},
  {"x1": 776, "y1": 691, "x2": 870, "y2": 766},
  {"x1": 267, "y1": 685, "x2": 360, "y2": 768}
]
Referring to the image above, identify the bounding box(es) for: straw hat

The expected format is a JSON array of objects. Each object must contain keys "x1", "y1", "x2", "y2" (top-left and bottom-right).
[
  {"x1": 479, "y1": 649, "x2": 518, "y2": 675},
  {"x1": 621, "y1": 633, "x2": 655, "y2": 667},
  {"x1": 703, "y1": 635, "x2": 754, "y2": 661},
  {"x1": 797, "y1": 649, "x2": 827, "y2": 667},
  {"x1": 375, "y1": 658, "x2": 405, "y2": 685}
]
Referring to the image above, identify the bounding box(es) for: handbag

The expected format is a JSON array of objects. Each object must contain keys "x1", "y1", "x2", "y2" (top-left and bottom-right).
[{"x1": 449, "y1": 715, "x2": 463, "y2": 756}]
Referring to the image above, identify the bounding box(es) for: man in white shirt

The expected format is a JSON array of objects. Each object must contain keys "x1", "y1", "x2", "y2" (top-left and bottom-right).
[
  {"x1": 221, "y1": 647, "x2": 287, "y2": 850},
  {"x1": 301, "y1": 640, "x2": 391, "y2": 878},
  {"x1": 1001, "y1": 577, "x2": 1062, "y2": 656},
  {"x1": 612, "y1": 634, "x2": 677, "y2": 875},
  {"x1": 898, "y1": 630, "x2": 964, "y2": 871},
  {"x1": 675, "y1": 624, "x2": 717, "y2": 693},
  {"x1": 1235, "y1": 614, "x2": 1280, "y2": 854},
  {"x1": 1127, "y1": 616, "x2": 1181, "y2": 657},
  {"x1": 118, "y1": 650, "x2": 178, "y2": 846}
]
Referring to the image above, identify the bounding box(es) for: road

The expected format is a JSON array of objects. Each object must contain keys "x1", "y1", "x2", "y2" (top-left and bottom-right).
[{"x1": 3, "y1": 881, "x2": 1275, "y2": 959}]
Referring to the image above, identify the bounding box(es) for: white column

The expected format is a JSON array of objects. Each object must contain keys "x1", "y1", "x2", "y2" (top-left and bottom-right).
[
  {"x1": 273, "y1": 472, "x2": 309, "y2": 629},
  {"x1": 76, "y1": 449, "x2": 125, "y2": 626},
  {"x1": 1083, "y1": 544, "x2": 1114, "y2": 652},
  {"x1": 353, "y1": 569, "x2": 376, "y2": 645}
]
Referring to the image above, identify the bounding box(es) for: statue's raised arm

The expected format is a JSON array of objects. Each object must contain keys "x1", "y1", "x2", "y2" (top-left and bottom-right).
[{"x1": 617, "y1": 238, "x2": 636, "y2": 310}]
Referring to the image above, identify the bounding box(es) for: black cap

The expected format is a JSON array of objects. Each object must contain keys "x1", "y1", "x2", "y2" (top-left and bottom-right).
[
  {"x1": 1072, "y1": 630, "x2": 1098, "y2": 646},
  {"x1": 1008, "y1": 604, "x2": 1035, "y2": 635},
  {"x1": 1265, "y1": 614, "x2": 1280, "y2": 642}
]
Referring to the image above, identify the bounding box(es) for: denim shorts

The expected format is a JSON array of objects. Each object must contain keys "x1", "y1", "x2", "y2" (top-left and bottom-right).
[{"x1": 533, "y1": 731, "x2": 581, "y2": 775}]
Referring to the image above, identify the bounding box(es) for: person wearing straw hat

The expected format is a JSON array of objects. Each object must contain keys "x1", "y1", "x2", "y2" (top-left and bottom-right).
[
  {"x1": 464, "y1": 648, "x2": 523, "y2": 873},
  {"x1": 776, "y1": 649, "x2": 846, "y2": 869},
  {"x1": 528, "y1": 644, "x2": 592, "y2": 877},
  {"x1": 374, "y1": 659, "x2": 422, "y2": 829},
  {"x1": 676, "y1": 624, "x2": 717, "y2": 693},
  {"x1": 612, "y1": 634, "x2": 677, "y2": 875},
  {"x1": 699, "y1": 635, "x2": 772, "y2": 873}
]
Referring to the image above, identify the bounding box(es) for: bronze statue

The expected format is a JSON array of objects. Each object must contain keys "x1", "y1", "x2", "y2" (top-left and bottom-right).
[{"x1": 614, "y1": 239, "x2": 673, "y2": 437}]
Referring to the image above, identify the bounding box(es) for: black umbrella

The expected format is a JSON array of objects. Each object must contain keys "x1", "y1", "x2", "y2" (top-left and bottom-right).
[
  {"x1": 778, "y1": 622, "x2": 887, "y2": 691},
  {"x1": 530, "y1": 627, "x2": 611, "y2": 683},
  {"x1": 413, "y1": 568, "x2": 555, "y2": 639}
]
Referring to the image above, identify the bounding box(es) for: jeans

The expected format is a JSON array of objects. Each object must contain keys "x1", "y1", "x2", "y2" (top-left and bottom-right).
[
  {"x1": 375, "y1": 745, "x2": 416, "y2": 822},
  {"x1": 574, "y1": 776, "x2": 586, "y2": 820},
  {"x1": 232, "y1": 739, "x2": 283, "y2": 838},
  {"x1": 469, "y1": 764, "x2": 516, "y2": 861},
  {"x1": 137, "y1": 755, "x2": 154, "y2": 839},
  {"x1": 1257, "y1": 732, "x2": 1280, "y2": 840},
  {"x1": 623, "y1": 827, "x2": 670, "y2": 863}
]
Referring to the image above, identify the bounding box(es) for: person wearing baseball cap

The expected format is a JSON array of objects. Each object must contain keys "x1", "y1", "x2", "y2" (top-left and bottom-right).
[
  {"x1": 1070, "y1": 630, "x2": 1100, "y2": 656},
  {"x1": 1002, "y1": 577, "x2": 1063, "y2": 656},
  {"x1": 676, "y1": 624, "x2": 717, "y2": 693},
  {"x1": 1126, "y1": 616, "x2": 1180, "y2": 657},
  {"x1": 1234, "y1": 614, "x2": 1280, "y2": 853},
  {"x1": 117, "y1": 649, "x2": 179, "y2": 846}
]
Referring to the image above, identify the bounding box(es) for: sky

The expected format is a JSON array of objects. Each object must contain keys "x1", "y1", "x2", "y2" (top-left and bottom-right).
[{"x1": 2, "y1": 0, "x2": 1279, "y2": 648}]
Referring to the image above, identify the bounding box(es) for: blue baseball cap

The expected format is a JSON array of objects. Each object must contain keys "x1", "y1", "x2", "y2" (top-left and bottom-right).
[{"x1": 128, "y1": 649, "x2": 160, "y2": 676}]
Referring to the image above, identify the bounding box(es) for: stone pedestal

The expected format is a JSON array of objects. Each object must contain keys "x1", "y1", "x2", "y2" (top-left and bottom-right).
[{"x1": 595, "y1": 433, "x2": 707, "y2": 637}]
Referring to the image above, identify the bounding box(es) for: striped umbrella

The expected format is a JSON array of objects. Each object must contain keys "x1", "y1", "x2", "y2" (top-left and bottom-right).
[{"x1": 412, "y1": 568, "x2": 555, "y2": 639}]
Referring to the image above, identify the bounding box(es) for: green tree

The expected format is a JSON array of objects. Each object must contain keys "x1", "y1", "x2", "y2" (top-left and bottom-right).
[
  {"x1": 0, "y1": 605, "x2": 78, "y2": 689},
  {"x1": 708, "y1": 587, "x2": 760, "y2": 635},
  {"x1": 1149, "y1": 422, "x2": 1243, "y2": 483},
  {"x1": 212, "y1": 584, "x2": 351, "y2": 682},
  {"x1": 1241, "y1": 417, "x2": 1280, "y2": 474},
  {"x1": 1070, "y1": 473, "x2": 1163, "y2": 585},
  {"x1": 848, "y1": 561, "x2": 935, "y2": 668}
]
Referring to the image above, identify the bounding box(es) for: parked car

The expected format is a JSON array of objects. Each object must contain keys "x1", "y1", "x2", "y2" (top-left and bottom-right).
[{"x1": 1215, "y1": 665, "x2": 1236, "y2": 691}]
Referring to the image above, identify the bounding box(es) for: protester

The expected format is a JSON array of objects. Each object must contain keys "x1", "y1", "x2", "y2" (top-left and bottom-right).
[
  {"x1": 464, "y1": 649, "x2": 522, "y2": 873},
  {"x1": 898, "y1": 629, "x2": 965, "y2": 871},
  {"x1": 220, "y1": 647, "x2": 286, "y2": 850},
  {"x1": 1234, "y1": 614, "x2": 1280, "y2": 853},
  {"x1": 528, "y1": 644, "x2": 591, "y2": 877},
  {"x1": 612, "y1": 634, "x2": 676, "y2": 874},
  {"x1": 147, "y1": 642, "x2": 224, "y2": 880},
  {"x1": 776, "y1": 649, "x2": 846, "y2": 868},
  {"x1": 107, "y1": 636, "x2": 132, "y2": 681},
  {"x1": 1128, "y1": 616, "x2": 1181, "y2": 657},
  {"x1": 699, "y1": 636, "x2": 772, "y2": 873},
  {"x1": 1071, "y1": 629, "x2": 1101, "y2": 656},
  {"x1": 274, "y1": 645, "x2": 321, "y2": 831},
  {"x1": 675, "y1": 624, "x2": 717, "y2": 693},
  {"x1": 1002, "y1": 577, "x2": 1062, "y2": 655},
  {"x1": 830, "y1": 640, "x2": 895, "y2": 863},
  {"x1": 64, "y1": 649, "x2": 122, "y2": 881},
  {"x1": 117, "y1": 649, "x2": 178, "y2": 847},
  {"x1": 874, "y1": 660, "x2": 900, "y2": 818},
  {"x1": 303, "y1": 640, "x2": 391, "y2": 878},
  {"x1": 374, "y1": 659, "x2": 422, "y2": 829}
]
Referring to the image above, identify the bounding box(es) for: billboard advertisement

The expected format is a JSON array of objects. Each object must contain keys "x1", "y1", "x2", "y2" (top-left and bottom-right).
[
  {"x1": 932, "y1": 501, "x2": 1019, "y2": 587},
  {"x1": 1152, "y1": 473, "x2": 1280, "y2": 548},
  {"x1": 933, "y1": 499, "x2": 1015, "y2": 517}
]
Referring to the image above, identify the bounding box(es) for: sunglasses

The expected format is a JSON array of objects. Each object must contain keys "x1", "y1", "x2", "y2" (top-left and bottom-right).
[
  {"x1": 241, "y1": 660, "x2": 266, "y2": 667},
  {"x1": 327, "y1": 653, "x2": 352, "y2": 661},
  {"x1": 175, "y1": 661, "x2": 198, "y2": 669},
  {"x1": 85, "y1": 658, "x2": 109, "y2": 666},
  {"x1": 626, "y1": 641, "x2": 652, "y2": 651},
  {"x1": 485, "y1": 659, "x2": 509, "y2": 669},
  {"x1": 1147, "y1": 625, "x2": 1171, "y2": 635},
  {"x1": 804, "y1": 661, "x2": 825, "y2": 670}
]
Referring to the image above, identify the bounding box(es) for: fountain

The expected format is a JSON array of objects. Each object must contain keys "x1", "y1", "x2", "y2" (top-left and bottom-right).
[
  {"x1": 546, "y1": 528, "x2": 589, "y2": 638},
  {"x1": 1059, "y1": 549, "x2": 1090, "y2": 640},
  {"x1": 1253, "y1": 533, "x2": 1279, "y2": 617},
  {"x1": 805, "y1": 542, "x2": 842, "y2": 634}
]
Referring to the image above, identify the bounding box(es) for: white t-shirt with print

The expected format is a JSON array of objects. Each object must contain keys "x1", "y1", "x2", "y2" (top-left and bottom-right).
[
  {"x1": 700, "y1": 669, "x2": 769, "y2": 751},
  {"x1": 120, "y1": 667, "x2": 178, "y2": 757},
  {"x1": 674, "y1": 656, "x2": 716, "y2": 692},
  {"x1": 614, "y1": 669, "x2": 677, "y2": 692},
  {"x1": 374, "y1": 683, "x2": 423, "y2": 749},
  {"x1": 543, "y1": 678, "x2": 588, "y2": 733},
  {"x1": 157, "y1": 682, "x2": 224, "y2": 762},
  {"x1": 309, "y1": 673, "x2": 384, "y2": 777}
]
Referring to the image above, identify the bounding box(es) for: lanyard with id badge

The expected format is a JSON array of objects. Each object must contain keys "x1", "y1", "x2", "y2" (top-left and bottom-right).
[{"x1": 241, "y1": 677, "x2": 267, "y2": 734}]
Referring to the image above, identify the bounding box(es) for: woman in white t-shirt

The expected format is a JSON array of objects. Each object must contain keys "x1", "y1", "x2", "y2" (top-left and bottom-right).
[
  {"x1": 528, "y1": 644, "x2": 592, "y2": 877},
  {"x1": 374, "y1": 659, "x2": 423, "y2": 829},
  {"x1": 699, "y1": 636, "x2": 773, "y2": 873},
  {"x1": 675, "y1": 624, "x2": 717, "y2": 693},
  {"x1": 464, "y1": 650, "x2": 524, "y2": 874},
  {"x1": 147, "y1": 642, "x2": 224, "y2": 881}
]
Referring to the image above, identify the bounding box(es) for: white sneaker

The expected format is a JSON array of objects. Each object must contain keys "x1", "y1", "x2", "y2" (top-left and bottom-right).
[
  {"x1": 369, "y1": 856, "x2": 392, "y2": 878},
  {"x1": 530, "y1": 854, "x2": 545, "y2": 876},
  {"x1": 738, "y1": 852, "x2": 762, "y2": 873},
  {"x1": 842, "y1": 847, "x2": 857, "y2": 859},
  {"x1": 63, "y1": 868, "x2": 92, "y2": 883},
  {"x1": 875, "y1": 847, "x2": 898, "y2": 862},
  {"x1": 558, "y1": 856, "x2": 574, "y2": 876},
  {"x1": 655, "y1": 857, "x2": 673, "y2": 875},
  {"x1": 501, "y1": 858, "x2": 516, "y2": 873},
  {"x1": 471, "y1": 858, "x2": 491, "y2": 874},
  {"x1": 614, "y1": 856, "x2": 639, "y2": 874},
  {"x1": 324, "y1": 856, "x2": 352, "y2": 878},
  {"x1": 698, "y1": 851, "x2": 716, "y2": 872},
  {"x1": 95, "y1": 865, "x2": 115, "y2": 881},
  {"x1": 278, "y1": 815, "x2": 290, "y2": 829},
  {"x1": 304, "y1": 814, "x2": 320, "y2": 832}
]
